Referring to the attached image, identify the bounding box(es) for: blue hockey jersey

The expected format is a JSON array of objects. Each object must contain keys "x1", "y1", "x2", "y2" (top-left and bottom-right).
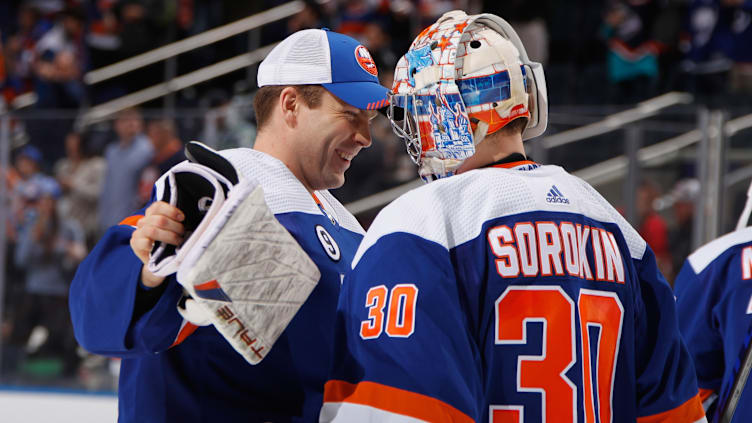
[
  {"x1": 675, "y1": 226, "x2": 752, "y2": 421},
  {"x1": 70, "y1": 149, "x2": 364, "y2": 422},
  {"x1": 323, "y1": 160, "x2": 706, "y2": 422}
]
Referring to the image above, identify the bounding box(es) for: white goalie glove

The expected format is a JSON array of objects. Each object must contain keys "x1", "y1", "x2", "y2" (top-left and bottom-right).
[{"x1": 148, "y1": 142, "x2": 321, "y2": 364}]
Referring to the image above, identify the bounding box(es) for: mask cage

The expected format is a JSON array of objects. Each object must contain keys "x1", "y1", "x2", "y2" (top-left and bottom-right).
[{"x1": 387, "y1": 92, "x2": 421, "y2": 164}]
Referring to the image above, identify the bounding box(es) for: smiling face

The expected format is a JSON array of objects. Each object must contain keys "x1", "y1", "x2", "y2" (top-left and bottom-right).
[{"x1": 291, "y1": 89, "x2": 374, "y2": 191}]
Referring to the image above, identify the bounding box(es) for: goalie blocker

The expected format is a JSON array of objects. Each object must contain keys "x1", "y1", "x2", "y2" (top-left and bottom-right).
[{"x1": 148, "y1": 142, "x2": 320, "y2": 364}]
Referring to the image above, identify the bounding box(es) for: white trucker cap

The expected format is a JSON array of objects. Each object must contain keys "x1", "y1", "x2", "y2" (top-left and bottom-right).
[{"x1": 258, "y1": 29, "x2": 390, "y2": 111}]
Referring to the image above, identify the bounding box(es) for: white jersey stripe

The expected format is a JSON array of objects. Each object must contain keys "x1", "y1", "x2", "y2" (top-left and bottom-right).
[
  {"x1": 353, "y1": 165, "x2": 645, "y2": 268},
  {"x1": 319, "y1": 402, "x2": 429, "y2": 423}
]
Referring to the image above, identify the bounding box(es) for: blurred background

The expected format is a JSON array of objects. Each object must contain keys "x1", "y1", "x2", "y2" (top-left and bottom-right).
[{"x1": 0, "y1": 0, "x2": 750, "y2": 415}]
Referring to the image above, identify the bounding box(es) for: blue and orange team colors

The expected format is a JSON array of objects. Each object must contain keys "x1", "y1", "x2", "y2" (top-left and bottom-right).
[
  {"x1": 70, "y1": 149, "x2": 364, "y2": 423},
  {"x1": 322, "y1": 159, "x2": 707, "y2": 422},
  {"x1": 675, "y1": 226, "x2": 752, "y2": 422}
]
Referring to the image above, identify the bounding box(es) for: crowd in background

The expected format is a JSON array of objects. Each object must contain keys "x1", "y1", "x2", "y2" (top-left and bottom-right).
[
  {"x1": 0, "y1": 0, "x2": 750, "y2": 390},
  {"x1": 1, "y1": 0, "x2": 752, "y2": 166}
]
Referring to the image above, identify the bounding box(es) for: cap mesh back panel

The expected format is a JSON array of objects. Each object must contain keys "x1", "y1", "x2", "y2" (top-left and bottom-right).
[
  {"x1": 259, "y1": 30, "x2": 332, "y2": 86},
  {"x1": 279, "y1": 31, "x2": 330, "y2": 83}
]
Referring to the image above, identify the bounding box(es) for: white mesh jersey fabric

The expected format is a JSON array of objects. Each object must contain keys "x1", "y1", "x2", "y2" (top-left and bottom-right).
[
  {"x1": 320, "y1": 403, "x2": 428, "y2": 423},
  {"x1": 220, "y1": 148, "x2": 363, "y2": 235},
  {"x1": 353, "y1": 165, "x2": 647, "y2": 267},
  {"x1": 568, "y1": 174, "x2": 647, "y2": 260},
  {"x1": 687, "y1": 226, "x2": 752, "y2": 274},
  {"x1": 315, "y1": 189, "x2": 364, "y2": 236},
  {"x1": 257, "y1": 29, "x2": 332, "y2": 87}
]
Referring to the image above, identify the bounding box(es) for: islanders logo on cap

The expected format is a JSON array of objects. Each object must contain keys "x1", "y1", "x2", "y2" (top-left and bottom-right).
[{"x1": 355, "y1": 45, "x2": 378, "y2": 77}]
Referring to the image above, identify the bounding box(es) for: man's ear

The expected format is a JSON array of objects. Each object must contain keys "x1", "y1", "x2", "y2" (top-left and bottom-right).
[{"x1": 279, "y1": 86, "x2": 299, "y2": 127}]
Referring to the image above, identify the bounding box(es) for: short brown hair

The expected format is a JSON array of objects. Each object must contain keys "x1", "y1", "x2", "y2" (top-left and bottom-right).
[
  {"x1": 498, "y1": 117, "x2": 529, "y2": 136},
  {"x1": 253, "y1": 85, "x2": 325, "y2": 130}
]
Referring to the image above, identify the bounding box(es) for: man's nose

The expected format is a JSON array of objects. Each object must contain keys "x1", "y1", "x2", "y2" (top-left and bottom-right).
[{"x1": 354, "y1": 117, "x2": 372, "y2": 148}]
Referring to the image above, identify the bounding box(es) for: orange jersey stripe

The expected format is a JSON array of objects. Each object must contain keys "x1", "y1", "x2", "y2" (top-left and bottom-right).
[
  {"x1": 194, "y1": 280, "x2": 220, "y2": 291},
  {"x1": 637, "y1": 394, "x2": 706, "y2": 423},
  {"x1": 324, "y1": 380, "x2": 473, "y2": 423},
  {"x1": 170, "y1": 322, "x2": 198, "y2": 348},
  {"x1": 119, "y1": 215, "x2": 144, "y2": 227},
  {"x1": 698, "y1": 388, "x2": 715, "y2": 404},
  {"x1": 491, "y1": 160, "x2": 537, "y2": 169}
]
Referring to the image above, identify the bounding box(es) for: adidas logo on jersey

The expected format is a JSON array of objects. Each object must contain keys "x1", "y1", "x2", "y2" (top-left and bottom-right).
[{"x1": 546, "y1": 185, "x2": 570, "y2": 204}]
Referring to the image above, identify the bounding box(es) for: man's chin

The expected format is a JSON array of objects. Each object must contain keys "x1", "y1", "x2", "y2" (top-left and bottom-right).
[
  {"x1": 327, "y1": 174, "x2": 346, "y2": 190},
  {"x1": 311, "y1": 175, "x2": 346, "y2": 191}
]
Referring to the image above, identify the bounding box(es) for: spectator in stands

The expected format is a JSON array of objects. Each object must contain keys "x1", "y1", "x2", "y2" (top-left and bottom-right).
[
  {"x1": 483, "y1": 0, "x2": 551, "y2": 64},
  {"x1": 335, "y1": 0, "x2": 380, "y2": 40},
  {"x1": 362, "y1": 21, "x2": 398, "y2": 71},
  {"x1": 85, "y1": 0, "x2": 124, "y2": 103},
  {"x1": 12, "y1": 181, "x2": 86, "y2": 377},
  {"x1": 2, "y1": 149, "x2": 21, "y2": 218},
  {"x1": 138, "y1": 119, "x2": 185, "y2": 206},
  {"x1": 54, "y1": 131, "x2": 107, "y2": 246},
  {"x1": 33, "y1": 6, "x2": 86, "y2": 107},
  {"x1": 287, "y1": 0, "x2": 326, "y2": 34},
  {"x1": 29, "y1": 5, "x2": 86, "y2": 166},
  {"x1": 27, "y1": 1, "x2": 65, "y2": 16},
  {"x1": 726, "y1": 0, "x2": 752, "y2": 98},
  {"x1": 545, "y1": 0, "x2": 609, "y2": 105},
  {"x1": 2, "y1": 3, "x2": 53, "y2": 102},
  {"x1": 201, "y1": 95, "x2": 256, "y2": 151},
  {"x1": 115, "y1": 0, "x2": 163, "y2": 93},
  {"x1": 85, "y1": 0, "x2": 120, "y2": 65},
  {"x1": 145, "y1": 119, "x2": 185, "y2": 175},
  {"x1": 680, "y1": 0, "x2": 742, "y2": 106},
  {"x1": 2, "y1": 148, "x2": 25, "y2": 376},
  {"x1": 98, "y1": 108, "x2": 153, "y2": 231},
  {"x1": 637, "y1": 179, "x2": 673, "y2": 278},
  {"x1": 668, "y1": 178, "x2": 700, "y2": 282},
  {"x1": 600, "y1": 0, "x2": 663, "y2": 104},
  {"x1": 12, "y1": 145, "x2": 57, "y2": 227}
]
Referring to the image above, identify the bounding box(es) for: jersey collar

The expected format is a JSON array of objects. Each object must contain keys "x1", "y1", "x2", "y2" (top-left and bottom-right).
[
  {"x1": 484, "y1": 153, "x2": 539, "y2": 171},
  {"x1": 312, "y1": 192, "x2": 338, "y2": 227}
]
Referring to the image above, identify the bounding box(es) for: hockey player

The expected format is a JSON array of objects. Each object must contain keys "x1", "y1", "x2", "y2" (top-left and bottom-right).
[
  {"x1": 69, "y1": 29, "x2": 389, "y2": 422},
  {"x1": 674, "y1": 181, "x2": 752, "y2": 422},
  {"x1": 322, "y1": 11, "x2": 706, "y2": 422}
]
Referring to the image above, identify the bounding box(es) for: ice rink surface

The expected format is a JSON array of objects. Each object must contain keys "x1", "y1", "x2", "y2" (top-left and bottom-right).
[{"x1": 0, "y1": 388, "x2": 117, "y2": 422}]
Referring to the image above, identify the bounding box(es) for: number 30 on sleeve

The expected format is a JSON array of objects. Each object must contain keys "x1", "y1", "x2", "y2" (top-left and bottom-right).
[{"x1": 359, "y1": 284, "x2": 419, "y2": 340}]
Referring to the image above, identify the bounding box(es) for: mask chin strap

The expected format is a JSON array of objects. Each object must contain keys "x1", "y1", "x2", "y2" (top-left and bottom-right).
[{"x1": 419, "y1": 156, "x2": 464, "y2": 181}]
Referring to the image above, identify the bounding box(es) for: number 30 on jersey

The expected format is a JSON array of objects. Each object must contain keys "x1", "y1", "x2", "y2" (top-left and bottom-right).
[
  {"x1": 493, "y1": 286, "x2": 624, "y2": 423},
  {"x1": 359, "y1": 284, "x2": 419, "y2": 339}
]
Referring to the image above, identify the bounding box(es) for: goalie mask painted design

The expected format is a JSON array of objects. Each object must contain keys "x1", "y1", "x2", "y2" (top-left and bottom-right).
[{"x1": 387, "y1": 10, "x2": 548, "y2": 181}]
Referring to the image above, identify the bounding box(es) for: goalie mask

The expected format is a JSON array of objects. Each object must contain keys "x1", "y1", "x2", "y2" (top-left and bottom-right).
[{"x1": 387, "y1": 10, "x2": 548, "y2": 181}]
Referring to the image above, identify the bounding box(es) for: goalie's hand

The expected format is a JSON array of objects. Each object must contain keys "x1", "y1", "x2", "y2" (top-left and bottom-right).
[{"x1": 130, "y1": 201, "x2": 186, "y2": 287}]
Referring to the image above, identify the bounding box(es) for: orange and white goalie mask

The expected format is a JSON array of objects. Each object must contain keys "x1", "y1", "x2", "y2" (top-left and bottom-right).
[{"x1": 387, "y1": 10, "x2": 548, "y2": 181}]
